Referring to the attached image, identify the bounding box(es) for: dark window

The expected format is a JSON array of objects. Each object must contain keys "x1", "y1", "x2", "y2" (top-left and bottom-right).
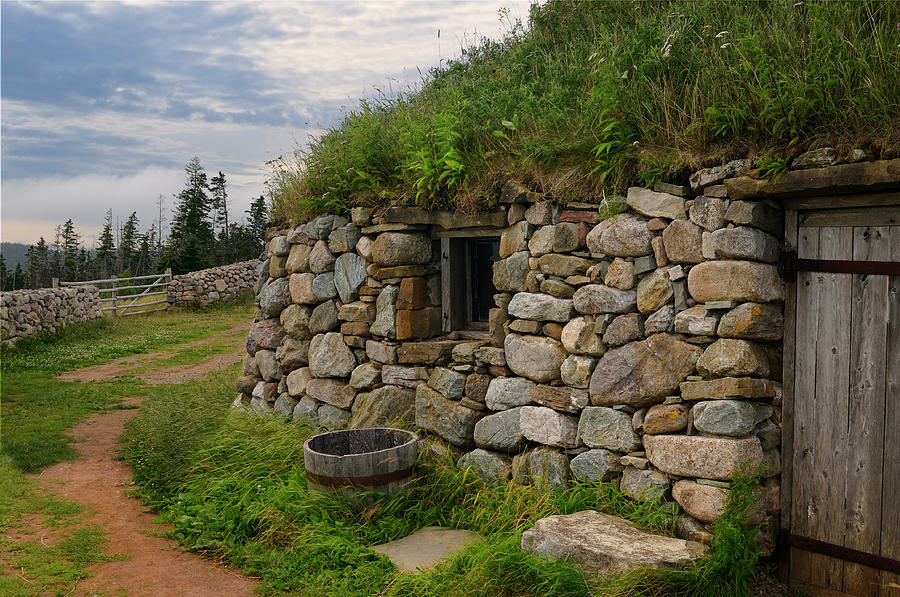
[
  {"x1": 440, "y1": 235, "x2": 500, "y2": 333},
  {"x1": 469, "y1": 239, "x2": 499, "y2": 323}
]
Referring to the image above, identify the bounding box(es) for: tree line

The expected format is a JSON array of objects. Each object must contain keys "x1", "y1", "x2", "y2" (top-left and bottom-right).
[{"x1": 0, "y1": 157, "x2": 269, "y2": 291}]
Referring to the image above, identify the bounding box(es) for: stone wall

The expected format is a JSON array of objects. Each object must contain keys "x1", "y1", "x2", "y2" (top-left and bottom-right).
[
  {"x1": 1, "y1": 286, "x2": 102, "y2": 347},
  {"x1": 235, "y1": 158, "x2": 798, "y2": 551},
  {"x1": 166, "y1": 260, "x2": 262, "y2": 307}
]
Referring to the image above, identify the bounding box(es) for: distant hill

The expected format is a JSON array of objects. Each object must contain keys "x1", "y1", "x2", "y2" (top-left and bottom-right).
[{"x1": 1, "y1": 242, "x2": 30, "y2": 269}]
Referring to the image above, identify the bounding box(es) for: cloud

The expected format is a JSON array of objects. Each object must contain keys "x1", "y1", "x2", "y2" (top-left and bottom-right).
[
  {"x1": 1, "y1": 0, "x2": 534, "y2": 244},
  {"x1": 1, "y1": 165, "x2": 265, "y2": 244}
]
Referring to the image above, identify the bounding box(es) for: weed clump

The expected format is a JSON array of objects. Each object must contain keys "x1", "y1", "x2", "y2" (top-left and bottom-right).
[{"x1": 596, "y1": 463, "x2": 767, "y2": 597}]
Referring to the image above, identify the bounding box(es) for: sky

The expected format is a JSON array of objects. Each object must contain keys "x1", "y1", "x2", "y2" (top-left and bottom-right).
[{"x1": 1, "y1": 0, "x2": 533, "y2": 245}]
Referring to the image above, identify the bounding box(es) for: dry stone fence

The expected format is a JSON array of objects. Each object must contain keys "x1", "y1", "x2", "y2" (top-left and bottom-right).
[
  {"x1": 235, "y1": 154, "x2": 900, "y2": 571},
  {"x1": 1, "y1": 286, "x2": 103, "y2": 347},
  {"x1": 166, "y1": 259, "x2": 262, "y2": 307},
  {"x1": 1, "y1": 260, "x2": 263, "y2": 347}
]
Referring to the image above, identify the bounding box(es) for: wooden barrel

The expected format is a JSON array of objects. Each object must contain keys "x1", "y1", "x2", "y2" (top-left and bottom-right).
[{"x1": 303, "y1": 428, "x2": 418, "y2": 498}]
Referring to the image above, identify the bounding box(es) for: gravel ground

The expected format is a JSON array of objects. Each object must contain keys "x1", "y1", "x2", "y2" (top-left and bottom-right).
[{"x1": 749, "y1": 560, "x2": 808, "y2": 596}]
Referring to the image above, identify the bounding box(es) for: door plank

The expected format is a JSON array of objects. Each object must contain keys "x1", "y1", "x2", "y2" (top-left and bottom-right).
[
  {"x1": 792, "y1": 226, "x2": 821, "y2": 586},
  {"x1": 808, "y1": 226, "x2": 853, "y2": 591},
  {"x1": 844, "y1": 227, "x2": 891, "y2": 596},
  {"x1": 799, "y1": 206, "x2": 900, "y2": 228},
  {"x1": 781, "y1": 210, "x2": 798, "y2": 583},
  {"x1": 879, "y1": 227, "x2": 900, "y2": 597}
]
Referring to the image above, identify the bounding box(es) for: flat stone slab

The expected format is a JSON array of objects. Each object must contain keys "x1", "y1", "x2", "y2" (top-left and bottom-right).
[
  {"x1": 521, "y1": 510, "x2": 706, "y2": 574},
  {"x1": 724, "y1": 158, "x2": 900, "y2": 199},
  {"x1": 371, "y1": 526, "x2": 482, "y2": 572}
]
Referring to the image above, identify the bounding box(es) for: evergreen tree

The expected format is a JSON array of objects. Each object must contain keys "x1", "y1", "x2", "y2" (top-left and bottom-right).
[
  {"x1": 120, "y1": 212, "x2": 140, "y2": 274},
  {"x1": 78, "y1": 247, "x2": 91, "y2": 281},
  {"x1": 227, "y1": 222, "x2": 259, "y2": 262},
  {"x1": 96, "y1": 209, "x2": 117, "y2": 278},
  {"x1": 50, "y1": 226, "x2": 63, "y2": 281},
  {"x1": 25, "y1": 245, "x2": 36, "y2": 288},
  {"x1": 60, "y1": 219, "x2": 81, "y2": 281},
  {"x1": 209, "y1": 172, "x2": 229, "y2": 237},
  {"x1": 26, "y1": 238, "x2": 51, "y2": 288},
  {"x1": 137, "y1": 224, "x2": 158, "y2": 275},
  {"x1": 246, "y1": 195, "x2": 269, "y2": 257},
  {"x1": 0, "y1": 254, "x2": 9, "y2": 291},
  {"x1": 161, "y1": 157, "x2": 215, "y2": 274},
  {"x1": 13, "y1": 263, "x2": 25, "y2": 290}
]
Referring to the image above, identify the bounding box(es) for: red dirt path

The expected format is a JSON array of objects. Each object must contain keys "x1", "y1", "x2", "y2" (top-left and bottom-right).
[{"x1": 35, "y1": 396, "x2": 257, "y2": 596}]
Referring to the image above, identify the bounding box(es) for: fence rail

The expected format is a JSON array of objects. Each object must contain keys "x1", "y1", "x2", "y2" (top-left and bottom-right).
[{"x1": 56, "y1": 268, "x2": 171, "y2": 317}]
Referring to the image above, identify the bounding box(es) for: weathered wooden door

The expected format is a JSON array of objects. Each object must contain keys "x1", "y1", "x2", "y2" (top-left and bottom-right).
[{"x1": 786, "y1": 205, "x2": 900, "y2": 597}]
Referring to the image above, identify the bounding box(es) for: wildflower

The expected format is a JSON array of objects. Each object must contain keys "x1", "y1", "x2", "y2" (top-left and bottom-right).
[
  {"x1": 720, "y1": 42, "x2": 732, "y2": 49},
  {"x1": 715, "y1": 31, "x2": 729, "y2": 38}
]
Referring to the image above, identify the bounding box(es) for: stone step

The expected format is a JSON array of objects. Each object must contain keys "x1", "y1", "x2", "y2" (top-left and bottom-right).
[
  {"x1": 371, "y1": 526, "x2": 482, "y2": 573},
  {"x1": 521, "y1": 510, "x2": 706, "y2": 574}
]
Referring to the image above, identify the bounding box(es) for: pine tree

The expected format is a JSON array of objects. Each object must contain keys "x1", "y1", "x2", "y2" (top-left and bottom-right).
[
  {"x1": 96, "y1": 209, "x2": 116, "y2": 278},
  {"x1": 227, "y1": 223, "x2": 258, "y2": 262},
  {"x1": 161, "y1": 157, "x2": 215, "y2": 274},
  {"x1": 50, "y1": 226, "x2": 63, "y2": 281},
  {"x1": 13, "y1": 263, "x2": 25, "y2": 290},
  {"x1": 26, "y1": 238, "x2": 51, "y2": 288},
  {"x1": 209, "y1": 172, "x2": 229, "y2": 236},
  {"x1": 120, "y1": 212, "x2": 140, "y2": 274},
  {"x1": 78, "y1": 247, "x2": 91, "y2": 281},
  {"x1": 138, "y1": 224, "x2": 159, "y2": 275},
  {"x1": 60, "y1": 219, "x2": 81, "y2": 281},
  {"x1": 0, "y1": 254, "x2": 9, "y2": 291},
  {"x1": 246, "y1": 195, "x2": 269, "y2": 257}
]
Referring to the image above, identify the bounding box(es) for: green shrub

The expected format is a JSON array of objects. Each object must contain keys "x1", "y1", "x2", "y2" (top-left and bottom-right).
[{"x1": 403, "y1": 111, "x2": 469, "y2": 205}]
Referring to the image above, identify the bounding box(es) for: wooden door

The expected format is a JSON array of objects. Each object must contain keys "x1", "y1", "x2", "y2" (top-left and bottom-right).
[{"x1": 786, "y1": 207, "x2": 900, "y2": 597}]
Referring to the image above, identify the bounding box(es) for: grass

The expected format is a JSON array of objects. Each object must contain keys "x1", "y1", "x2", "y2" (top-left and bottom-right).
[
  {"x1": 121, "y1": 392, "x2": 664, "y2": 596},
  {"x1": 109, "y1": 291, "x2": 169, "y2": 316},
  {"x1": 0, "y1": 297, "x2": 255, "y2": 595},
  {"x1": 269, "y1": 0, "x2": 900, "y2": 220},
  {"x1": 0, "y1": 455, "x2": 118, "y2": 597},
  {"x1": 120, "y1": 367, "x2": 773, "y2": 597},
  {"x1": 0, "y1": 297, "x2": 252, "y2": 472}
]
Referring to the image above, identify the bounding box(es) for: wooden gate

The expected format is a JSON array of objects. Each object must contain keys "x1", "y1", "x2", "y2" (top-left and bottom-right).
[
  {"x1": 783, "y1": 201, "x2": 900, "y2": 597},
  {"x1": 57, "y1": 269, "x2": 172, "y2": 316}
]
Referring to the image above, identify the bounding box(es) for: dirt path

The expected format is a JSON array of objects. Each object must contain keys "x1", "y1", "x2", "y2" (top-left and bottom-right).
[
  {"x1": 34, "y1": 323, "x2": 257, "y2": 596},
  {"x1": 35, "y1": 397, "x2": 258, "y2": 597},
  {"x1": 57, "y1": 323, "x2": 250, "y2": 384}
]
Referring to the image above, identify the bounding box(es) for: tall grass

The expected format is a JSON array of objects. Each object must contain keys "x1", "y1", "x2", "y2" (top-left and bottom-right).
[
  {"x1": 269, "y1": 0, "x2": 899, "y2": 221},
  {"x1": 121, "y1": 372, "x2": 772, "y2": 596}
]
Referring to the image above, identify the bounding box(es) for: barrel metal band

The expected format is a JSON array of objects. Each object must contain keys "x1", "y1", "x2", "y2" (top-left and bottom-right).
[
  {"x1": 784, "y1": 532, "x2": 900, "y2": 575},
  {"x1": 306, "y1": 466, "x2": 415, "y2": 489}
]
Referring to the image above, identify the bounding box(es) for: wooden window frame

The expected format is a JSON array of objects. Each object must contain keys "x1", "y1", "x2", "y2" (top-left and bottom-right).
[{"x1": 436, "y1": 230, "x2": 501, "y2": 334}]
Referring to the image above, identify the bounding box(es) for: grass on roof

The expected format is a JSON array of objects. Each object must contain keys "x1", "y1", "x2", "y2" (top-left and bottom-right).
[{"x1": 268, "y1": 0, "x2": 900, "y2": 222}]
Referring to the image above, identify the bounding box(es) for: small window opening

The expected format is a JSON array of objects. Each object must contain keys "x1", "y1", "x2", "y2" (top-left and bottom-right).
[
  {"x1": 441, "y1": 235, "x2": 500, "y2": 334},
  {"x1": 469, "y1": 239, "x2": 499, "y2": 324}
]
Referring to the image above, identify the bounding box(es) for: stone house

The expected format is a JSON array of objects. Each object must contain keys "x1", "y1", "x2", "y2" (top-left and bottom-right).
[{"x1": 235, "y1": 154, "x2": 900, "y2": 597}]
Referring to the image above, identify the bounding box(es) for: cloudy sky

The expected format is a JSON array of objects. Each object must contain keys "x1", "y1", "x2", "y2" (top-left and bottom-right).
[{"x1": 1, "y1": 0, "x2": 532, "y2": 245}]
